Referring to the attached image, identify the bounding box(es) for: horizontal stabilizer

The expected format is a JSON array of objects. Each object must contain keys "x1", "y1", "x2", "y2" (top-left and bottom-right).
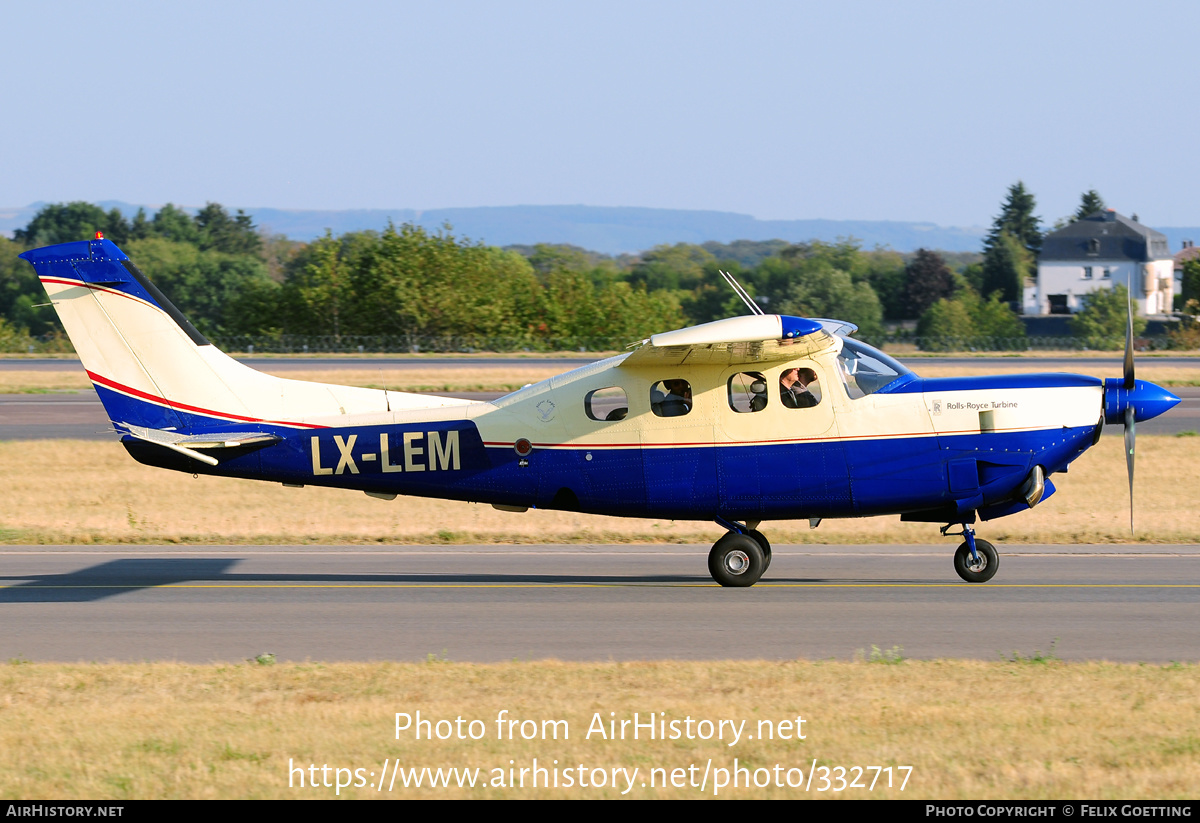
[{"x1": 121, "y1": 422, "x2": 281, "y2": 466}]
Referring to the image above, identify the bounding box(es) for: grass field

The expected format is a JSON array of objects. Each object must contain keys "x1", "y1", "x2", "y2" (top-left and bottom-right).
[
  {"x1": 1, "y1": 659, "x2": 1197, "y2": 799},
  {"x1": 0, "y1": 434, "x2": 1196, "y2": 545},
  {"x1": 3, "y1": 360, "x2": 1196, "y2": 801}
]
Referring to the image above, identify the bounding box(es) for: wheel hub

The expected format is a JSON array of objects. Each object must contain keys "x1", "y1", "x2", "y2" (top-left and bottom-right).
[{"x1": 725, "y1": 550, "x2": 750, "y2": 575}]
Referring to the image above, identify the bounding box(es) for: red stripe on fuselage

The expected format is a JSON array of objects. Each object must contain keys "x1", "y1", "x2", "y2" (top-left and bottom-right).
[{"x1": 86, "y1": 371, "x2": 326, "y2": 430}]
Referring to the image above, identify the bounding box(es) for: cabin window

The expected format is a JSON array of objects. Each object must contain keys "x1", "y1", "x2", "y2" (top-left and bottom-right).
[
  {"x1": 585, "y1": 387, "x2": 629, "y2": 421},
  {"x1": 728, "y1": 372, "x2": 768, "y2": 413},
  {"x1": 650, "y1": 379, "x2": 692, "y2": 417},
  {"x1": 836, "y1": 338, "x2": 911, "y2": 399},
  {"x1": 779, "y1": 367, "x2": 822, "y2": 408}
]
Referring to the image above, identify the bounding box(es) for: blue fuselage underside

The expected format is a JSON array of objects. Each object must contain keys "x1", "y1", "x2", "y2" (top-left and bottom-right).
[{"x1": 120, "y1": 396, "x2": 1097, "y2": 523}]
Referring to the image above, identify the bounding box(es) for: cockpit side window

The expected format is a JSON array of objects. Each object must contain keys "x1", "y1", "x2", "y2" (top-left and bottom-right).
[
  {"x1": 585, "y1": 387, "x2": 629, "y2": 421},
  {"x1": 728, "y1": 372, "x2": 768, "y2": 413},
  {"x1": 836, "y1": 338, "x2": 912, "y2": 399},
  {"x1": 650, "y1": 379, "x2": 692, "y2": 418}
]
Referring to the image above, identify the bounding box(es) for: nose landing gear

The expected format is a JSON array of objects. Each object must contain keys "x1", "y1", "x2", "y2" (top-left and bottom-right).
[{"x1": 942, "y1": 522, "x2": 999, "y2": 583}]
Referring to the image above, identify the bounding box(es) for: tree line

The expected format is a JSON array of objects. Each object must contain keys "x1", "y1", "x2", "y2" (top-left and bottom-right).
[{"x1": 0, "y1": 190, "x2": 1180, "y2": 353}]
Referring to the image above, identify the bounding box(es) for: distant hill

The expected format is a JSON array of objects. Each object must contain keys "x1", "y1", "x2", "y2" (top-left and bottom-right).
[{"x1": 4, "y1": 201, "x2": 1199, "y2": 256}]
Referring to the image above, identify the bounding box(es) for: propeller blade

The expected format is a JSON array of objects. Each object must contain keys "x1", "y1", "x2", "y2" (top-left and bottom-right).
[
  {"x1": 1124, "y1": 405, "x2": 1136, "y2": 534},
  {"x1": 1124, "y1": 284, "x2": 1135, "y2": 389}
]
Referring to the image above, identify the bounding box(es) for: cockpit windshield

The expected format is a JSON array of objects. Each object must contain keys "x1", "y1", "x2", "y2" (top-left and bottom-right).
[{"x1": 836, "y1": 338, "x2": 914, "y2": 399}]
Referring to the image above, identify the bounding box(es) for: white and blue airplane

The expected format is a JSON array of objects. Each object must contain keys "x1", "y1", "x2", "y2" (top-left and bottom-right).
[{"x1": 19, "y1": 235, "x2": 1180, "y2": 587}]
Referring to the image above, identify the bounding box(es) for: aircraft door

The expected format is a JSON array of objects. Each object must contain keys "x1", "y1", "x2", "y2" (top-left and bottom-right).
[
  {"x1": 716, "y1": 363, "x2": 851, "y2": 520},
  {"x1": 640, "y1": 375, "x2": 718, "y2": 519}
]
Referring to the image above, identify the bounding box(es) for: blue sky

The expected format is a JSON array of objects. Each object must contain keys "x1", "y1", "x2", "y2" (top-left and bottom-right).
[{"x1": 4, "y1": 0, "x2": 1198, "y2": 227}]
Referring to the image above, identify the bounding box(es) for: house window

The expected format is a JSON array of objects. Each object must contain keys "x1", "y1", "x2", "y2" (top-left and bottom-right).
[
  {"x1": 1083, "y1": 267, "x2": 1093, "y2": 279},
  {"x1": 1087, "y1": 238, "x2": 1100, "y2": 255},
  {"x1": 1102, "y1": 268, "x2": 1111, "y2": 279}
]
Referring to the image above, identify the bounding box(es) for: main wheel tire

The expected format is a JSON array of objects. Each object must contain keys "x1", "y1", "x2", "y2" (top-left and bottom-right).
[
  {"x1": 747, "y1": 529, "x2": 772, "y2": 572},
  {"x1": 953, "y1": 539, "x2": 999, "y2": 583},
  {"x1": 709, "y1": 533, "x2": 767, "y2": 587}
]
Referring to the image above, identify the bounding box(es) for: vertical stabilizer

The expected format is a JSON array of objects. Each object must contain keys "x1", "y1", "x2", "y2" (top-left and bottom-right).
[{"x1": 20, "y1": 238, "x2": 464, "y2": 434}]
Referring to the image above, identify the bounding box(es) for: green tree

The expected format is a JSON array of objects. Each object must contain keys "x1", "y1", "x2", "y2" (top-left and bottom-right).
[
  {"x1": 523, "y1": 244, "x2": 614, "y2": 278},
  {"x1": 915, "y1": 297, "x2": 974, "y2": 350},
  {"x1": 903, "y1": 248, "x2": 956, "y2": 318},
  {"x1": 194, "y1": 203, "x2": 263, "y2": 256},
  {"x1": 980, "y1": 231, "x2": 1031, "y2": 304},
  {"x1": 129, "y1": 207, "x2": 153, "y2": 241},
  {"x1": 772, "y1": 259, "x2": 884, "y2": 341},
  {"x1": 1068, "y1": 284, "x2": 1147, "y2": 349},
  {"x1": 916, "y1": 289, "x2": 1025, "y2": 351},
  {"x1": 14, "y1": 202, "x2": 131, "y2": 246},
  {"x1": 1074, "y1": 189, "x2": 1107, "y2": 221},
  {"x1": 151, "y1": 204, "x2": 200, "y2": 245},
  {"x1": 279, "y1": 231, "x2": 358, "y2": 338},
  {"x1": 125, "y1": 237, "x2": 277, "y2": 336},
  {"x1": 0, "y1": 317, "x2": 37, "y2": 353},
  {"x1": 628, "y1": 243, "x2": 715, "y2": 292},
  {"x1": 1180, "y1": 258, "x2": 1200, "y2": 307},
  {"x1": 700, "y1": 239, "x2": 789, "y2": 268},
  {"x1": 0, "y1": 236, "x2": 61, "y2": 336},
  {"x1": 984, "y1": 182, "x2": 1042, "y2": 271},
  {"x1": 1166, "y1": 299, "x2": 1200, "y2": 350}
]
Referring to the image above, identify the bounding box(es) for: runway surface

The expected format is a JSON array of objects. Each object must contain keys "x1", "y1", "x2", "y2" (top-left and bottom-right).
[
  {"x1": 2, "y1": 544, "x2": 1198, "y2": 663},
  {"x1": 3, "y1": 386, "x2": 1196, "y2": 439}
]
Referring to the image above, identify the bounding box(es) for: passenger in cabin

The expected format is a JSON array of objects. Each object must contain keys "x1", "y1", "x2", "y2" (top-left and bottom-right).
[
  {"x1": 652, "y1": 379, "x2": 692, "y2": 417},
  {"x1": 780, "y1": 367, "x2": 819, "y2": 409}
]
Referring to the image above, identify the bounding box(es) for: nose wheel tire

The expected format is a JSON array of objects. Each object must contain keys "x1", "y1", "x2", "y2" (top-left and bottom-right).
[
  {"x1": 709, "y1": 533, "x2": 767, "y2": 587},
  {"x1": 953, "y1": 539, "x2": 999, "y2": 583}
]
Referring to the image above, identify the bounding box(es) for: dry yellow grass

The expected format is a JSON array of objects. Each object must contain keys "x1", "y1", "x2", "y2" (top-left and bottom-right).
[
  {"x1": 0, "y1": 366, "x2": 565, "y2": 395},
  {"x1": 0, "y1": 436, "x2": 1196, "y2": 545},
  {"x1": 0, "y1": 660, "x2": 1196, "y2": 799},
  {"x1": 0, "y1": 370, "x2": 93, "y2": 393}
]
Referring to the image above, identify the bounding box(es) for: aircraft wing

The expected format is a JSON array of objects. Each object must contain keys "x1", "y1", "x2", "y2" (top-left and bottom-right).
[
  {"x1": 620, "y1": 314, "x2": 834, "y2": 368},
  {"x1": 120, "y1": 422, "x2": 281, "y2": 466}
]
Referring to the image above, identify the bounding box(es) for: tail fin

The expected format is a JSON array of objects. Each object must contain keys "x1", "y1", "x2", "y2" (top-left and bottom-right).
[{"x1": 20, "y1": 237, "x2": 468, "y2": 433}]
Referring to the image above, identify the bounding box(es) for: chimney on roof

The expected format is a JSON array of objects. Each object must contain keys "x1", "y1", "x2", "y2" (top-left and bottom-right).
[
  {"x1": 1185, "y1": 240, "x2": 1195, "y2": 250},
  {"x1": 1103, "y1": 209, "x2": 1117, "y2": 222}
]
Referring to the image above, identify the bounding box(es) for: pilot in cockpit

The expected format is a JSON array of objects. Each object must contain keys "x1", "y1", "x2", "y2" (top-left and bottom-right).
[{"x1": 780, "y1": 367, "x2": 820, "y2": 408}]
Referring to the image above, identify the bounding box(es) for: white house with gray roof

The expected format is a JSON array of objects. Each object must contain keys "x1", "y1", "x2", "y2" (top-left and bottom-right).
[{"x1": 1027, "y1": 210, "x2": 1173, "y2": 316}]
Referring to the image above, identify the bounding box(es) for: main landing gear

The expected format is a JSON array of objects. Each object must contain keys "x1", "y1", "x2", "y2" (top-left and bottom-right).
[
  {"x1": 942, "y1": 522, "x2": 999, "y2": 583},
  {"x1": 709, "y1": 520, "x2": 771, "y2": 587}
]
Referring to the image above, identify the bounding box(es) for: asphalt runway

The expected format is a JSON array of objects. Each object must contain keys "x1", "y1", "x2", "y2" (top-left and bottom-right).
[
  {"x1": 3, "y1": 386, "x2": 1196, "y2": 440},
  {"x1": 1, "y1": 545, "x2": 1197, "y2": 663}
]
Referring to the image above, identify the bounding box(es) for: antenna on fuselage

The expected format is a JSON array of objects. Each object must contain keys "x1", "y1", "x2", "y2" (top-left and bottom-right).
[{"x1": 719, "y1": 269, "x2": 765, "y2": 316}]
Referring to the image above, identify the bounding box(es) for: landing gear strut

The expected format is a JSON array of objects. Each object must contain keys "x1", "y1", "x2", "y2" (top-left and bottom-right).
[
  {"x1": 709, "y1": 520, "x2": 771, "y2": 587},
  {"x1": 942, "y1": 522, "x2": 999, "y2": 583}
]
